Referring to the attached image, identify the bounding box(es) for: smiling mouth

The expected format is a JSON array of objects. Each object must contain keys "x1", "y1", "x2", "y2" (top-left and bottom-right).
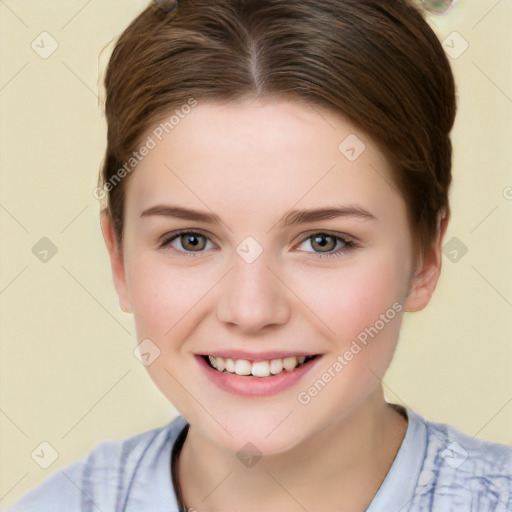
[{"x1": 202, "y1": 354, "x2": 319, "y2": 378}]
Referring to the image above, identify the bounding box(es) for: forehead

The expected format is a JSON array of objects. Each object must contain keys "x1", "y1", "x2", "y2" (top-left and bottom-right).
[{"x1": 124, "y1": 99, "x2": 403, "y2": 221}]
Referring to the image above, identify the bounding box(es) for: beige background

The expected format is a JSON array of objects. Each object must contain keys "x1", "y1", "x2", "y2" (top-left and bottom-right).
[{"x1": 0, "y1": 0, "x2": 511, "y2": 507}]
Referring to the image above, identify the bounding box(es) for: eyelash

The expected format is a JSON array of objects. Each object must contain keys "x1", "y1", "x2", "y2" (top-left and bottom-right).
[{"x1": 158, "y1": 230, "x2": 358, "y2": 259}]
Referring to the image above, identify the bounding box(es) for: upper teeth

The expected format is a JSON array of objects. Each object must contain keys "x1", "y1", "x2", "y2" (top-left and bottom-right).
[{"x1": 208, "y1": 355, "x2": 307, "y2": 377}]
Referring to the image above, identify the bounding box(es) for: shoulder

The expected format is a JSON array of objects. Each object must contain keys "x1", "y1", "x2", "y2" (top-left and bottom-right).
[
  {"x1": 5, "y1": 416, "x2": 188, "y2": 512},
  {"x1": 412, "y1": 411, "x2": 511, "y2": 510}
]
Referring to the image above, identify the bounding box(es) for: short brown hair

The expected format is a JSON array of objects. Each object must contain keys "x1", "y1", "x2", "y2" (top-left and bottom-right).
[{"x1": 99, "y1": 0, "x2": 456, "y2": 260}]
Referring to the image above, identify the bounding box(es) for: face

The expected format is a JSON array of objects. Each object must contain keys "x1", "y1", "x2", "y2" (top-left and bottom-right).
[{"x1": 103, "y1": 99, "x2": 442, "y2": 455}]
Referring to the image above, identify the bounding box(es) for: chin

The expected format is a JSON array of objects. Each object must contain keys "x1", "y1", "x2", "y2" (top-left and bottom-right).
[{"x1": 200, "y1": 408, "x2": 318, "y2": 457}]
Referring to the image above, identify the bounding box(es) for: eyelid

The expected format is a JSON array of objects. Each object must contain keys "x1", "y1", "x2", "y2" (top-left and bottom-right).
[
  {"x1": 294, "y1": 229, "x2": 356, "y2": 244},
  {"x1": 157, "y1": 229, "x2": 354, "y2": 245},
  {"x1": 294, "y1": 231, "x2": 356, "y2": 254},
  {"x1": 158, "y1": 228, "x2": 217, "y2": 246},
  {"x1": 158, "y1": 228, "x2": 359, "y2": 258},
  {"x1": 157, "y1": 229, "x2": 219, "y2": 256}
]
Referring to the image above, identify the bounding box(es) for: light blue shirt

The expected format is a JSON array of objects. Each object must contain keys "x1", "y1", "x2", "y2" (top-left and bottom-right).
[{"x1": 5, "y1": 406, "x2": 511, "y2": 511}]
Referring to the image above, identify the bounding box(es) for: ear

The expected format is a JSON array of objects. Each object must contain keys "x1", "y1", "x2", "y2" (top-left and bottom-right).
[
  {"x1": 404, "y1": 212, "x2": 449, "y2": 312},
  {"x1": 100, "y1": 211, "x2": 132, "y2": 313}
]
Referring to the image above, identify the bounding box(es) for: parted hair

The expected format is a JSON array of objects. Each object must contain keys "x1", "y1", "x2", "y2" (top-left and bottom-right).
[{"x1": 100, "y1": 0, "x2": 456, "y2": 261}]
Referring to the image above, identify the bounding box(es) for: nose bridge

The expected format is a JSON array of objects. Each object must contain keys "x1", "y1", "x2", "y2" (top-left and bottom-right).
[{"x1": 216, "y1": 249, "x2": 291, "y2": 332}]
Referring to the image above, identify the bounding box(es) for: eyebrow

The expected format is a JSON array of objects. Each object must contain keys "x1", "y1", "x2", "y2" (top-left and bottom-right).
[{"x1": 140, "y1": 204, "x2": 377, "y2": 227}]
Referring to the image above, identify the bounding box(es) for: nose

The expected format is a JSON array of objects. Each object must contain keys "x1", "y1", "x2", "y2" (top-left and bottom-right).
[{"x1": 216, "y1": 255, "x2": 291, "y2": 334}]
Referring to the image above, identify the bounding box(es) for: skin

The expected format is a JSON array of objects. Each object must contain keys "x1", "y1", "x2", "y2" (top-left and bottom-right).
[{"x1": 101, "y1": 98, "x2": 447, "y2": 511}]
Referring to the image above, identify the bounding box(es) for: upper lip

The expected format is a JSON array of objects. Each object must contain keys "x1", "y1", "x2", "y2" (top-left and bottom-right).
[{"x1": 197, "y1": 350, "x2": 320, "y2": 361}]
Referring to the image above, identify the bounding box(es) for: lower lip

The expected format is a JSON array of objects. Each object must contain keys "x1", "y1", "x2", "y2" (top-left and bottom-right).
[{"x1": 196, "y1": 355, "x2": 322, "y2": 397}]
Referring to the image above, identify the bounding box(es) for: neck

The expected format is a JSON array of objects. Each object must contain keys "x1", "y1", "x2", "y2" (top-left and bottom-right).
[{"x1": 177, "y1": 389, "x2": 407, "y2": 512}]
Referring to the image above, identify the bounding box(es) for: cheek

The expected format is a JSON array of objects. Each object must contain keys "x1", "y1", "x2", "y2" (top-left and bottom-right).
[
  {"x1": 124, "y1": 255, "x2": 213, "y2": 412},
  {"x1": 290, "y1": 258, "x2": 406, "y2": 416},
  {"x1": 125, "y1": 254, "x2": 210, "y2": 340},
  {"x1": 293, "y1": 255, "x2": 406, "y2": 342}
]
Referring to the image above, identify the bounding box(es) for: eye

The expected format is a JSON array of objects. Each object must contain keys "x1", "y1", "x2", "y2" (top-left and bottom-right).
[
  {"x1": 159, "y1": 230, "x2": 216, "y2": 256},
  {"x1": 158, "y1": 230, "x2": 356, "y2": 259},
  {"x1": 296, "y1": 232, "x2": 356, "y2": 258}
]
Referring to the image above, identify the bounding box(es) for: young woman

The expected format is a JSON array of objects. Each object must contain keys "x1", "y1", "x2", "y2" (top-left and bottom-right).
[{"x1": 9, "y1": 0, "x2": 511, "y2": 510}]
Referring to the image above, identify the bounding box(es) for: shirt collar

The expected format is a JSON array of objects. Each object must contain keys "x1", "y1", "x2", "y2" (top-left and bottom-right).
[
  {"x1": 365, "y1": 406, "x2": 428, "y2": 511},
  {"x1": 124, "y1": 406, "x2": 426, "y2": 512}
]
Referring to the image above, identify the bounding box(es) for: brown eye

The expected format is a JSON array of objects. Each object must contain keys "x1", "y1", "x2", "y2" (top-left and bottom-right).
[
  {"x1": 177, "y1": 233, "x2": 207, "y2": 251},
  {"x1": 310, "y1": 233, "x2": 338, "y2": 252},
  {"x1": 160, "y1": 231, "x2": 215, "y2": 254},
  {"x1": 296, "y1": 232, "x2": 356, "y2": 259}
]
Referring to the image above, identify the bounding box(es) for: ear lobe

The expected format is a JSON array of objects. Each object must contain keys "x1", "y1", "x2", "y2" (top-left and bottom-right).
[
  {"x1": 100, "y1": 211, "x2": 132, "y2": 314},
  {"x1": 404, "y1": 213, "x2": 449, "y2": 312}
]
